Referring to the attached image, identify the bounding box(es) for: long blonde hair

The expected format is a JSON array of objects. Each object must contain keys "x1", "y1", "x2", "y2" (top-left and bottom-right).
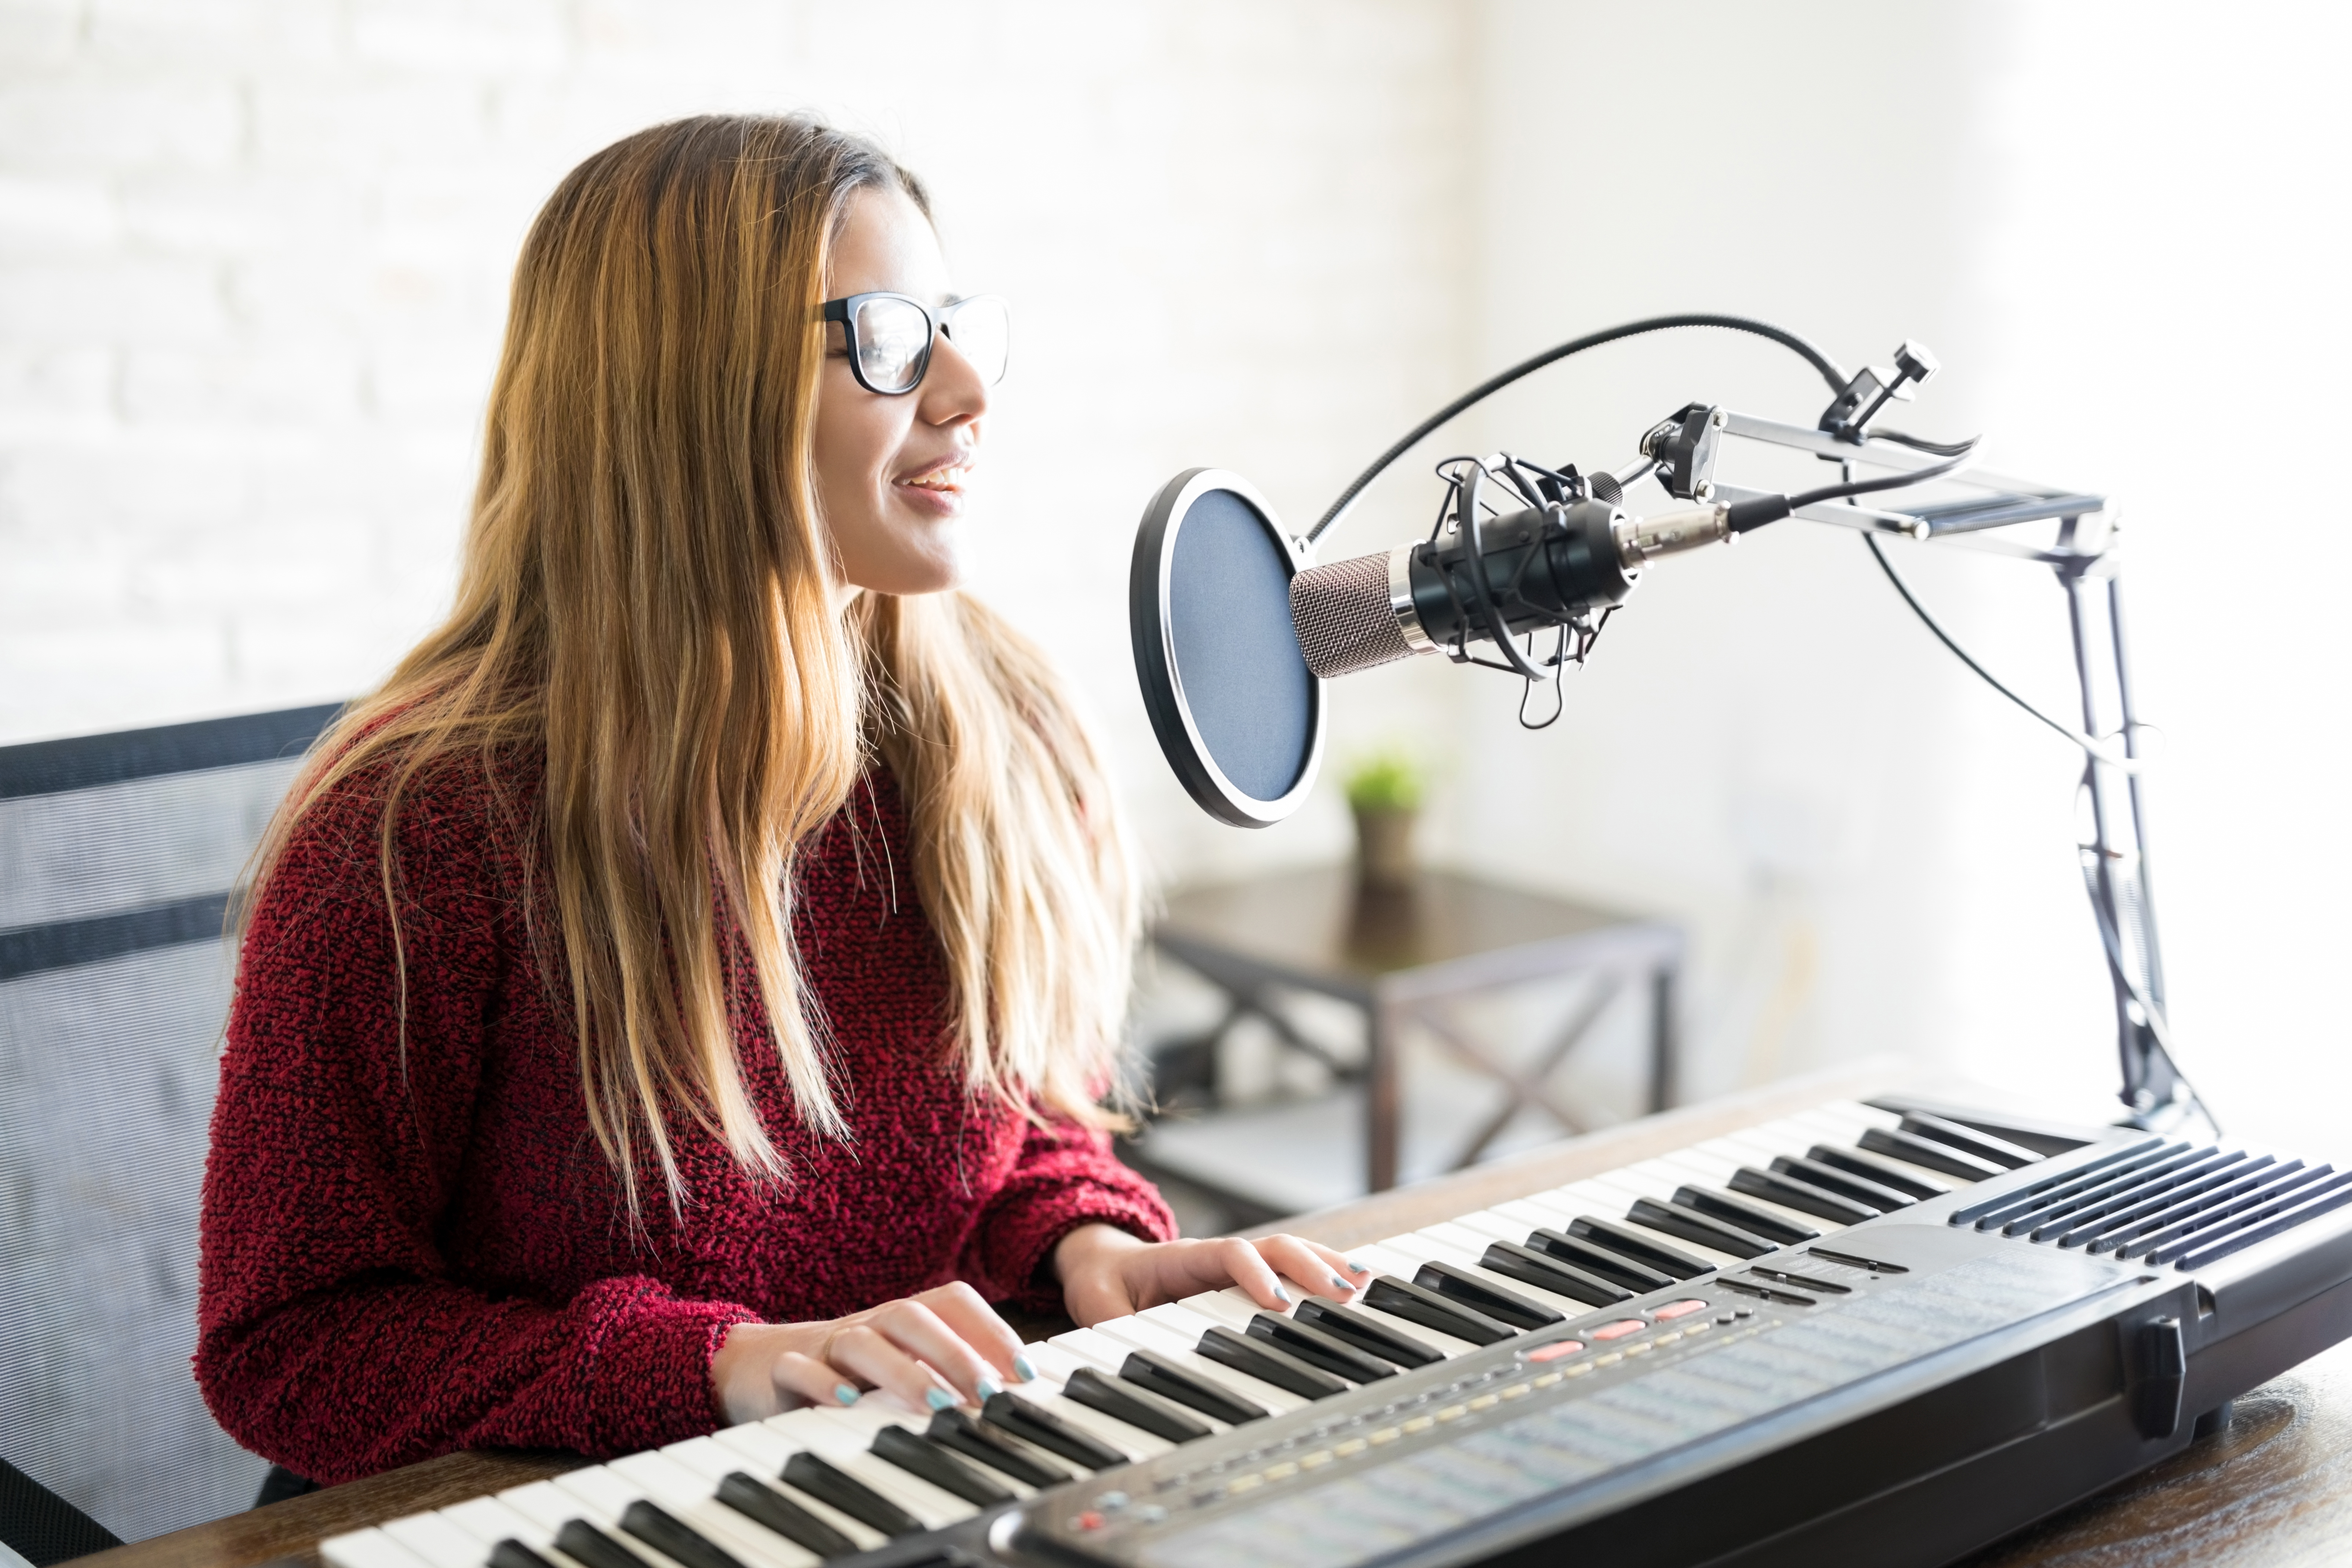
[{"x1": 241, "y1": 115, "x2": 1137, "y2": 1217}]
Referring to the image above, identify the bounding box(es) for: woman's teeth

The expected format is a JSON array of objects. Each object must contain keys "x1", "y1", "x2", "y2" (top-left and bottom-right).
[{"x1": 904, "y1": 465, "x2": 967, "y2": 491}]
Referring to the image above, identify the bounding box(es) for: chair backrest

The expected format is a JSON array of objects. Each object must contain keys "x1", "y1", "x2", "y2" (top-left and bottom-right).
[{"x1": 0, "y1": 704, "x2": 340, "y2": 1547}]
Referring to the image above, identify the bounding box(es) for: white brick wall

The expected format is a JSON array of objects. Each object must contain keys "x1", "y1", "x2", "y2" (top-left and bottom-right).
[{"x1": 0, "y1": 1, "x2": 1474, "y2": 901}]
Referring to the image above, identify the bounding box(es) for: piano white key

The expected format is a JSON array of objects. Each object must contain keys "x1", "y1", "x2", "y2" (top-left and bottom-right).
[
  {"x1": 1344, "y1": 1241, "x2": 1428, "y2": 1279},
  {"x1": 1554, "y1": 1178, "x2": 1650, "y2": 1219},
  {"x1": 1138, "y1": 1301, "x2": 1228, "y2": 1340},
  {"x1": 1646, "y1": 1147, "x2": 1740, "y2": 1186},
  {"x1": 495, "y1": 1482, "x2": 589, "y2": 1534},
  {"x1": 1794, "y1": 1104, "x2": 1893, "y2": 1142},
  {"x1": 1444, "y1": 1209, "x2": 1525, "y2": 1246},
  {"x1": 439, "y1": 1496, "x2": 553, "y2": 1553},
  {"x1": 1619, "y1": 1155, "x2": 1709, "y2": 1193},
  {"x1": 604, "y1": 1451, "x2": 834, "y2": 1568},
  {"x1": 381, "y1": 1513, "x2": 493, "y2": 1568},
  {"x1": 1048, "y1": 1326, "x2": 1134, "y2": 1375},
  {"x1": 1088, "y1": 1314, "x2": 1310, "y2": 1413},
  {"x1": 1695, "y1": 1131, "x2": 1783, "y2": 1164},
  {"x1": 1491, "y1": 1196, "x2": 1573, "y2": 1232},
  {"x1": 1178, "y1": 1290, "x2": 1258, "y2": 1331},
  {"x1": 1021, "y1": 1340, "x2": 1090, "y2": 1383},
  {"x1": 321, "y1": 1528, "x2": 438, "y2": 1568},
  {"x1": 1226, "y1": 1283, "x2": 1298, "y2": 1320}
]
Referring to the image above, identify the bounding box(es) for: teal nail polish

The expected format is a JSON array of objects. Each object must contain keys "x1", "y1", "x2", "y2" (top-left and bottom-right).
[
  {"x1": 1014, "y1": 1353, "x2": 1038, "y2": 1381},
  {"x1": 833, "y1": 1384, "x2": 859, "y2": 1407},
  {"x1": 1330, "y1": 1273, "x2": 1352, "y2": 1291},
  {"x1": 925, "y1": 1387, "x2": 956, "y2": 1412},
  {"x1": 977, "y1": 1374, "x2": 1003, "y2": 1400},
  {"x1": 1347, "y1": 1259, "x2": 1370, "y2": 1274},
  {"x1": 1273, "y1": 1284, "x2": 1291, "y2": 1304}
]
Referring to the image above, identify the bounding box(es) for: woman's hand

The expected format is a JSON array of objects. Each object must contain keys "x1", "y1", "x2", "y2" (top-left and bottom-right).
[
  {"x1": 1053, "y1": 1223, "x2": 1370, "y2": 1326},
  {"x1": 710, "y1": 1281, "x2": 1037, "y2": 1425}
]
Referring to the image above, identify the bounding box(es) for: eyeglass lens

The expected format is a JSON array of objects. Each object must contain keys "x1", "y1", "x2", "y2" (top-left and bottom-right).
[
  {"x1": 941, "y1": 297, "x2": 1010, "y2": 387},
  {"x1": 852, "y1": 296, "x2": 934, "y2": 394},
  {"x1": 850, "y1": 295, "x2": 1011, "y2": 394}
]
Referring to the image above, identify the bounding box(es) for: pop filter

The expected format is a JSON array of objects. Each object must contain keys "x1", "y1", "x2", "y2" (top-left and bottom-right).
[{"x1": 1130, "y1": 468, "x2": 1324, "y2": 827}]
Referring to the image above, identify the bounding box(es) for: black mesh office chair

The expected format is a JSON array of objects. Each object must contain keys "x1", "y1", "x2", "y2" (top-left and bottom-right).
[{"x1": 0, "y1": 704, "x2": 341, "y2": 1560}]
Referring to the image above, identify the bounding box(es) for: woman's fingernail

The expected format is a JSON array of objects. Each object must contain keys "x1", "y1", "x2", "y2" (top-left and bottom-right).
[
  {"x1": 977, "y1": 1374, "x2": 1003, "y2": 1400},
  {"x1": 1347, "y1": 1259, "x2": 1370, "y2": 1274},
  {"x1": 1330, "y1": 1273, "x2": 1352, "y2": 1291},
  {"x1": 834, "y1": 1384, "x2": 859, "y2": 1406},
  {"x1": 925, "y1": 1387, "x2": 956, "y2": 1412},
  {"x1": 1014, "y1": 1353, "x2": 1038, "y2": 1381},
  {"x1": 1273, "y1": 1284, "x2": 1291, "y2": 1304}
]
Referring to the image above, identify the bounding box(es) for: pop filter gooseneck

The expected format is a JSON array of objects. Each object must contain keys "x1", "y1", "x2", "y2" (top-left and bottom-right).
[{"x1": 1129, "y1": 469, "x2": 1322, "y2": 828}]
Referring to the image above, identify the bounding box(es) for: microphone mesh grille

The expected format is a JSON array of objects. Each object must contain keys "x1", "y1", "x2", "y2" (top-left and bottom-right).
[{"x1": 1290, "y1": 551, "x2": 1414, "y2": 679}]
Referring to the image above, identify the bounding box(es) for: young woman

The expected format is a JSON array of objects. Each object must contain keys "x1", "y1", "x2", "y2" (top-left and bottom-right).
[{"x1": 196, "y1": 115, "x2": 1364, "y2": 1485}]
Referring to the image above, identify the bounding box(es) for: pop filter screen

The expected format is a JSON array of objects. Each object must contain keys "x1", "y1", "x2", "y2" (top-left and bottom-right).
[{"x1": 1131, "y1": 469, "x2": 1323, "y2": 826}]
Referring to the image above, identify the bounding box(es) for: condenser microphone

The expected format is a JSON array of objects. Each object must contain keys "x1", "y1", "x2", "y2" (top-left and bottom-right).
[{"x1": 1291, "y1": 494, "x2": 1754, "y2": 680}]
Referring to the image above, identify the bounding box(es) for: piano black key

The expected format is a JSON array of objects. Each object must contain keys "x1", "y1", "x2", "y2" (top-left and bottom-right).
[
  {"x1": 1806, "y1": 1144, "x2": 1952, "y2": 1201},
  {"x1": 1116, "y1": 1350, "x2": 1268, "y2": 1426},
  {"x1": 1291, "y1": 1298, "x2": 1446, "y2": 1368},
  {"x1": 1479, "y1": 1240, "x2": 1633, "y2": 1307},
  {"x1": 1362, "y1": 1274, "x2": 1517, "y2": 1346},
  {"x1": 618, "y1": 1500, "x2": 745, "y2": 1568},
  {"x1": 982, "y1": 1391, "x2": 1131, "y2": 1470},
  {"x1": 1897, "y1": 1112, "x2": 2042, "y2": 1169},
  {"x1": 554, "y1": 1521, "x2": 652, "y2": 1568},
  {"x1": 1246, "y1": 1312, "x2": 1396, "y2": 1382},
  {"x1": 927, "y1": 1407, "x2": 1072, "y2": 1488},
  {"x1": 714, "y1": 1471, "x2": 859, "y2": 1560},
  {"x1": 1059, "y1": 1366, "x2": 1214, "y2": 1443},
  {"x1": 869, "y1": 1425, "x2": 1015, "y2": 1506},
  {"x1": 1522, "y1": 1227, "x2": 1675, "y2": 1293},
  {"x1": 1859, "y1": 1127, "x2": 2006, "y2": 1182},
  {"x1": 1769, "y1": 1156, "x2": 1911, "y2": 1212},
  {"x1": 490, "y1": 1542, "x2": 558, "y2": 1568},
  {"x1": 1627, "y1": 1197, "x2": 1775, "y2": 1259},
  {"x1": 1195, "y1": 1326, "x2": 1349, "y2": 1400},
  {"x1": 779, "y1": 1452, "x2": 922, "y2": 1539},
  {"x1": 1564, "y1": 1215, "x2": 1714, "y2": 1280},
  {"x1": 1411, "y1": 1261, "x2": 1565, "y2": 1331},
  {"x1": 1673, "y1": 1185, "x2": 1821, "y2": 1245},
  {"x1": 1731, "y1": 1166, "x2": 1875, "y2": 1226}
]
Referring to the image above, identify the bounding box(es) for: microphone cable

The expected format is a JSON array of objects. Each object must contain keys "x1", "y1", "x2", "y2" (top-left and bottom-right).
[{"x1": 1309, "y1": 313, "x2": 1853, "y2": 542}]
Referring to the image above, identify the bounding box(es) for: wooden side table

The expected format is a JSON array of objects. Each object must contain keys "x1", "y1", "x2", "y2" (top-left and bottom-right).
[{"x1": 1150, "y1": 864, "x2": 1684, "y2": 1193}]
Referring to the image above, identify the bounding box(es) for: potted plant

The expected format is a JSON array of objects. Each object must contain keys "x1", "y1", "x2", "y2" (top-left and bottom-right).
[{"x1": 1344, "y1": 749, "x2": 1427, "y2": 889}]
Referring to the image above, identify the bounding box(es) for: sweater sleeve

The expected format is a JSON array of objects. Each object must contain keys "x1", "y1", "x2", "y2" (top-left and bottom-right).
[
  {"x1": 959, "y1": 1111, "x2": 1178, "y2": 1313},
  {"x1": 195, "y1": 764, "x2": 754, "y2": 1483}
]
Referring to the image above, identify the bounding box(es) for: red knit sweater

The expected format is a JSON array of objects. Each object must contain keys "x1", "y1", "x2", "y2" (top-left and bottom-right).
[{"x1": 195, "y1": 754, "x2": 1173, "y2": 1484}]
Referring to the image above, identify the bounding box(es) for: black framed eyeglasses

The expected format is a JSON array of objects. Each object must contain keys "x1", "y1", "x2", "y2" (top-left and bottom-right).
[{"x1": 821, "y1": 292, "x2": 1011, "y2": 396}]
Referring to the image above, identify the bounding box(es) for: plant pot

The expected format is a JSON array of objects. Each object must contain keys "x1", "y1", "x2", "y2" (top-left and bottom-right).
[{"x1": 1352, "y1": 803, "x2": 1419, "y2": 890}]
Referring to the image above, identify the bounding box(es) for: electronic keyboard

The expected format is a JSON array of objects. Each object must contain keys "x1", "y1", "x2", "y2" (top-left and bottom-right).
[{"x1": 320, "y1": 1095, "x2": 2352, "y2": 1568}]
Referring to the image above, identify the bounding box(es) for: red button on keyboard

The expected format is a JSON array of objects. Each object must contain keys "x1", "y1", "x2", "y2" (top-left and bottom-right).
[
  {"x1": 1653, "y1": 1299, "x2": 1710, "y2": 1321},
  {"x1": 1590, "y1": 1319, "x2": 1647, "y2": 1340},
  {"x1": 1527, "y1": 1339, "x2": 1586, "y2": 1362}
]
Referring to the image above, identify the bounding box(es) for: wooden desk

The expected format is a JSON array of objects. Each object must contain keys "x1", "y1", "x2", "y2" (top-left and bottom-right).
[
  {"x1": 85, "y1": 1065, "x2": 2352, "y2": 1568},
  {"x1": 1153, "y1": 865, "x2": 1684, "y2": 1192}
]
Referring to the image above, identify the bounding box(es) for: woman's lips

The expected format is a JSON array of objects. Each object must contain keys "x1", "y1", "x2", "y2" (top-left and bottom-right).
[
  {"x1": 894, "y1": 456, "x2": 973, "y2": 514},
  {"x1": 899, "y1": 461, "x2": 970, "y2": 494}
]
